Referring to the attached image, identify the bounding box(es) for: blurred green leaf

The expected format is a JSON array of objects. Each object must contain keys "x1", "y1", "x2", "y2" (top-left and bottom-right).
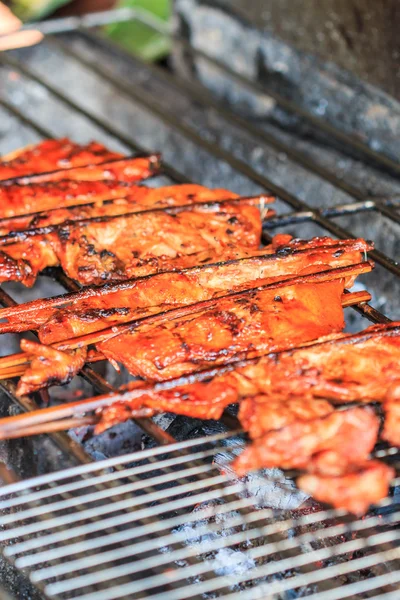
[
  {"x1": 10, "y1": 0, "x2": 72, "y2": 21},
  {"x1": 106, "y1": 0, "x2": 171, "y2": 62}
]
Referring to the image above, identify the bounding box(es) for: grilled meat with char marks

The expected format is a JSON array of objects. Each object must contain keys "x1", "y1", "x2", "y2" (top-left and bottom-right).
[
  {"x1": 15, "y1": 263, "x2": 364, "y2": 395},
  {"x1": 232, "y1": 407, "x2": 379, "y2": 475},
  {"x1": 98, "y1": 278, "x2": 346, "y2": 382},
  {"x1": 238, "y1": 395, "x2": 334, "y2": 440},
  {"x1": 298, "y1": 461, "x2": 394, "y2": 515},
  {"x1": 0, "y1": 199, "x2": 262, "y2": 286},
  {"x1": 0, "y1": 156, "x2": 161, "y2": 219},
  {"x1": 17, "y1": 340, "x2": 88, "y2": 397},
  {"x1": 0, "y1": 138, "x2": 122, "y2": 181},
  {"x1": 0, "y1": 236, "x2": 371, "y2": 342},
  {"x1": 0, "y1": 184, "x2": 241, "y2": 233},
  {"x1": 96, "y1": 322, "x2": 400, "y2": 429}
]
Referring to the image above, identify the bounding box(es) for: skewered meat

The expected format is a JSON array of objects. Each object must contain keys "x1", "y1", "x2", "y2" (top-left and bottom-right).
[
  {"x1": 17, "y1": 340, "x2": 87, "y2": 397},
  {"x1": 96, "y1": 322, "x2": 400, "y2": 430},
  {"x1": 0, "y1": 236, "x2": 371, "y2": 341},
  {"x1": 238, "y1": 395, "x2": 334, "y2": 440},
  {"x1": 235, "y1": 323, "x2": 400, "y2": 405},
  {"x1": 0, "y1": 138, "x2": 122, "y2": 181},
  {"x1": 3, "y1": 155, "x2": 160, "y2": 188},
  {"x1": 382, "y1": 390, "x2": 400, "y2": 446},
  {"x1": 0, "y1": 199, "x2": 263, "y2": 286},
  {"x1": 98, "y1": 278, "x2": 347, "y2": 382},
  {"x1": 0, "y1": 156, "x2": 161, "y2": 219},
  {"x1": 232, "y1": 407, "x2": 379, "y2": 475},
  {"x1": 0, "y1": 184, "x2": 242, "y2": 234},
  {"x1": 297, "y1": 461, "x2": 394, "y2": 515},
  {"x1": 14, "y1": 265, "x2": 368, "y2": 394}
]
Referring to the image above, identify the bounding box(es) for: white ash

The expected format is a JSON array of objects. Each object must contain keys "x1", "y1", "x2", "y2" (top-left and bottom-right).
[
  {"x1": 159, "y1": 502, "x2": 257, "y2": 592},
  {"x1": 214, "y1": 437, "x2": 308, "y2": 510}
]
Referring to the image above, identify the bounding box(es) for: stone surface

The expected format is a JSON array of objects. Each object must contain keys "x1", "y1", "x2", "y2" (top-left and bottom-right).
[
  {"x1": 174, "y1": 0, "x2": 400, "y2": 162},
  {"x1": 185, "y1": 0, "x2": 400, "y2": 100}
]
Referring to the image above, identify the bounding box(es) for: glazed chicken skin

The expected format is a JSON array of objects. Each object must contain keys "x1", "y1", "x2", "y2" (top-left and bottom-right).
[
  {"x1": 0, "y1": 156, "x2": 161, "y2": 219},
  {"x1": 7, "y1": 155, "x2": 160, "y2": 186},
  {"x1": 0, "y1": 184, "x2": 243, "y2": 234},
  {"x1": 17, "y1": 340, "x2": 88, "y2": 397},
  {"x1": 0, "y1": 199, "x2": 262, "y2": 286},
  {"x1": 0, "y1": 236, "x2": 371, "y2": 343},
  {"x1": 238, "y1": 395, "x2": 334, "y2": 440},
  {"x1": 298, "y1": 461, "x2": 394, "y2": 515},
  {"x1": 96, "y1": 322, "x2": 400, "y2": 429},
  {"x1": 15, "y1": 274, "x2": 349, "y2": 395},
  {"x1": 232, "y1": 407, "x2": 379, "y2": 475},
  {"x1": 98, "y1": 278, "x2": 346, "y2": 382},
  {"x1": 0, "y1": 138, "x2": 123, "y2": 181}
]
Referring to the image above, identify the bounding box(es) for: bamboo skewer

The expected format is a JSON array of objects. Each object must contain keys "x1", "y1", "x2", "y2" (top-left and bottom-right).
[{"x1": 1, "y1": 416, "x2": 100, "y2": 439}]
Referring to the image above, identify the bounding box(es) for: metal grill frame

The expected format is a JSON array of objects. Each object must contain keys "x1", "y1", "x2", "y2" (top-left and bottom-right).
[{"x1": 0, "y1": 10, "x2": 399, "y2": 599}]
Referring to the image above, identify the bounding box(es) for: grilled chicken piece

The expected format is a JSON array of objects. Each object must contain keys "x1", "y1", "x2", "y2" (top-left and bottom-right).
[
  {"x1": 0, "y1": 184, "x2": 241, "y2": 234},
  {"x1": 234, "y1": 323, "x2": 400, "y2": 405},
  {"x1": 232, "y1": 407, "x2": 379, "y2": 475},
  {"x1": 0, "y1": 236, "x2": 370, "y2": 341},
  {"x1": 96, "y1": 322, "x2": 400, "y2": 430},
  {"x1": 382, "y1": 387, "x2": 400, "y2": 446},
  {"x1": 0, "y1": 139, "x2": 122, "y2": 181},
  {"x1": 0, "y1": 199, "x2": 262, "y2": 286},
  {"x1": 298, "y1": 461, "x2": 394, "y2": 515},
  {"x1": 98, "y1": 278, "x2": 346, "y2": 382},
  {"x1": 238, "y1": 395, "x2": 334, "y2": 440},
  {"x1": 15, "y1": 276, "x2": 347, "y2": 394},
  {"x1": 17, "y1": 339, "x2": 87, "y2": 397},
  {"x1": 0, "y1": 156, "x2": 161, "y2": 219},
  {"x1": 96, "y1": 379, "x2": 239, "y2": 425},
  {"x1": 2, "y1": 155, "x2": 160, "y2": 188}
]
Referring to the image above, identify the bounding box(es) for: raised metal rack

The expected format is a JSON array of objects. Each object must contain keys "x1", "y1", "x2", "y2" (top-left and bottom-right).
[{"x1": 0, "y1": 9, "x2": 399, "y2": 599}]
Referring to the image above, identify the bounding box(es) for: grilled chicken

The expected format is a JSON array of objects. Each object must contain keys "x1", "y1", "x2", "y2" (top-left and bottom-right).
[
  {"x1": 382, "y1": 389, "x2": 400, "y2": 447},
  {"x1": 238, "y1": 395, "x2": 334, "y2": 440},
  {"x1": 0, "y1": 184, "x2": 242, "y2": 234},
  {"x1": 15, "y1": 275, "x2": 348, "y2": 395},
  {"x1": 0, "y1": 236, "x2": 371, "y2": 341},
  {"x1": 298, "y1": 461, "x2": 394, "y2": 515},
  {"x1": 0, "y1": 138, "x2": 122, "y2": 181},
  {"x1": 0, "y1": 156, "x2": 161, "y2": 219},
  {"x1": 98, "y1": 278, "x2": 346, "y2": 382},
  {"x1": 5, "y1": 155, "x2": 160, "y2": 186},
  {"x1": 0, "y1": 199, "x2": 262, "y2": 286},
  {"x1": 96, "y1": 322, "x2": 400, "y2": 429},
  {"x1": 17, "y1": 340, "x2": 87, "y2": 397},
  {"x1": 232, "y1": 407, "x2": 379, "y2": 475}
]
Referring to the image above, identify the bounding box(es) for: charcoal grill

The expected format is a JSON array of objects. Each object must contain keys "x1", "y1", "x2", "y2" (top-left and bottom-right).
[{"x1": 0, "y1": 8, "x2": 400, "y2": 599}]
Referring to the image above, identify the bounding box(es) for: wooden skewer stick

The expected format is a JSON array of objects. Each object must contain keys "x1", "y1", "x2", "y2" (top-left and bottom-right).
[
  {"x1": 0, "y1": 287, "x2": 372, "y2": 378},
  {"x1": 0, "y1": 416, "x2": 100, "y2": 439},
  {"x1": 0, "y1": 349, "x2": 105, "y2": 374}
]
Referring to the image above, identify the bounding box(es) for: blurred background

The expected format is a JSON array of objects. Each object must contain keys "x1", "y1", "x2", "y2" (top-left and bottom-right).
[
  {"x1": 5, "y1": 0, "x2": 399, "y2": 100},
  {"x1": 8, "y1": 0, "x2": 172, "y2": 62}
]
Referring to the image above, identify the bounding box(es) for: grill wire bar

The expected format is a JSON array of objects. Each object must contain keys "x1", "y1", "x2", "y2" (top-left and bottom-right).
[
  {"x1": 0, "y1": 11, "x2": 399, "y2": 600},
  {"x1": 0, "y1": 437, "x2": 400, "y2": 600}
]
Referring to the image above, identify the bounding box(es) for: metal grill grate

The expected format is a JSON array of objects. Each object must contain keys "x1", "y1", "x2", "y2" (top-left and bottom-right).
[
  {"x1": 1, "y1": 435, "x2": 400, "y2": 600},
  {"x1": 0, "y1": 9, "x2": 399, "y2": 599}
]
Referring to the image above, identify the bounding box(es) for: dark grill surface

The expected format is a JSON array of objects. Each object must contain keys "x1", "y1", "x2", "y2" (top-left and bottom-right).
[{"x1": 0, "y1": 12, "x2": 400, "y2": 600}]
